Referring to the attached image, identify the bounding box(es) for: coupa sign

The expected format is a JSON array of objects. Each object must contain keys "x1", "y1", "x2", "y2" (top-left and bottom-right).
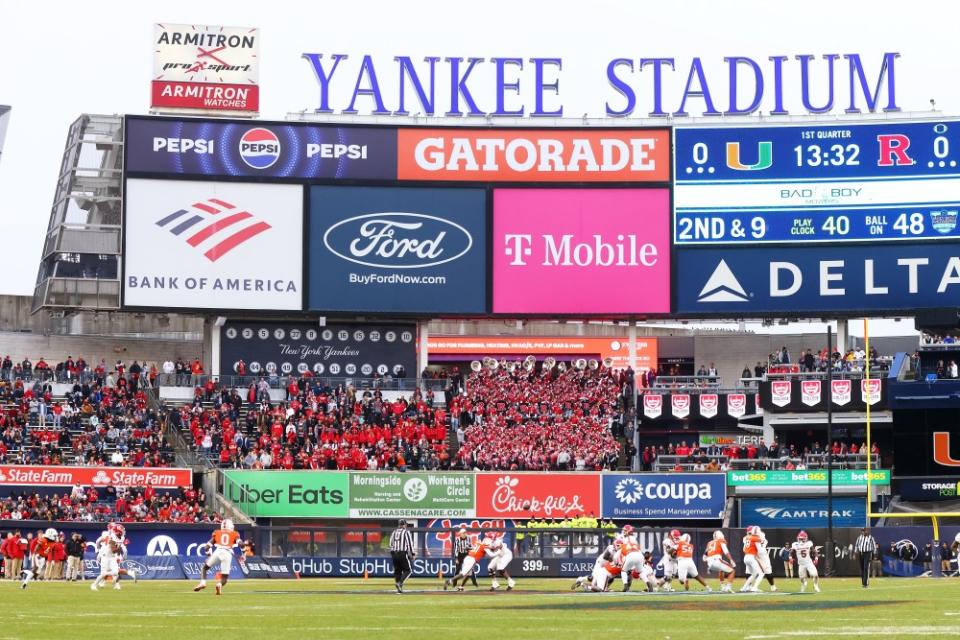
[
  {"x1": 309, "y1": 186, "x2": 487, "y2": 314},
  {"x1": 601, "y1": 473, "x2": 726, "y2": 519}
]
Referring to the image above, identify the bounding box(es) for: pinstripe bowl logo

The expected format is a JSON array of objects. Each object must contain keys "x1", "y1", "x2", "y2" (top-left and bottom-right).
[{"x1": 154, "y1": 197, "x2": 271, "y2": 261}]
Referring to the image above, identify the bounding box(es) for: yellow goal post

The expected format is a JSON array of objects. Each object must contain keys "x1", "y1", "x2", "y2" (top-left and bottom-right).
[{"x1": 864, "y1": 318, "x2": 960, "y2": 541}]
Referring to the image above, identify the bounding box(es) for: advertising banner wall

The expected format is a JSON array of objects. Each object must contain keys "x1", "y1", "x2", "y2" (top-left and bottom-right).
[
  {"x1": 893, "y1": 417, "x2": 960, "y2": 477},
  {"x1": 123, "y1": 179, "x2": 303, "y2": 311},
  {"x1": 698, "y1": 432, "x2": 765, "y2": 448},
  {"x1": 0, "y1": 465, "x2": 191, "y2": 489},
  {"x1": 348, "y1": 473, "x2": 475, "y2": 518},
  {"x1": 675, "y1": 120, "x2": 960, "y2": 246},
  {"x1": 727, "y1": 469, "x2": 891, "y2": 487},
  {"x1": 476, "y1": 473, "x2": 601, "y2": 519},
  {"x1": 601, "y1": 473, "x2": 726, "y2": 519},
  {"x1": 757, "y1": 379, "x2": 887, "y2": 412},
  {"x1": 308, "y1": 186, "x2": 487, "y2": 314},
  {"x1": 397, "y1": 129, "x2": 670, "y2": 182},
  {"x1": 422, "y1": 518, "x2": 515, "y2": 557},
  {"x1": 492, "y1": 188, "x2": 670, "y2": 315},
  {"x1": 83, "y1": 555, "x2": 189, "y2": 581},
  {"x1": 426, "y1": 335, "x2": 658, "y2": 371},
  {"x1": 897, "y1": 477, "x2": 960, "y2": 500},
  {"x1": 219, "y1": 321, "x2": 416, "y2": 379},
  {"x1": 151, "y1": 24, "x2": 260, "y2": 113},
  {"x1": 639, "y1": 392, "x2": 758, "y2": 423},
  {"x1": 676, "y1": 242, "x2": 960, "y2": 315},
  {"x1": 124, "y1": 116, "x2": 397, "y2": 179},
  {"x1": 223, "y1": 471, "x2": 349, "y2": 517},
  {"x1": 739, "y1": 497, "x2": 867, "y2": 528}
]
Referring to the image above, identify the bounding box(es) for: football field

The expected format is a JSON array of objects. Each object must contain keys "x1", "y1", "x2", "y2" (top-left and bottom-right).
[{"x1": 3, "y1": 577, "x2": 959, "y2": 640}]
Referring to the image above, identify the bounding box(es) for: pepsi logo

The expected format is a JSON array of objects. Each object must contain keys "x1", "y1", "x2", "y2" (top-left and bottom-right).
[{"x1": 239, "y1": 128, "x2": 281, "y2": 169}]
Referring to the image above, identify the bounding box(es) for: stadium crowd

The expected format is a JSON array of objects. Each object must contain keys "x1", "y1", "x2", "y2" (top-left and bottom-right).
[
  {"x1": 643, "y1": 439, "x2": 882, "y2": 472},
  {"x1": 0, "y1": 368, "x2": 174, "y2": 467},
  {"x1": 452, "y1": 365, "x2": 629, "y2": 471},
  {"x1": 170, "y1": 376, "x2": 452, "y2": 471},
  {"x1": 0, "y1": 484, "x2": 218, "y2": 524}
]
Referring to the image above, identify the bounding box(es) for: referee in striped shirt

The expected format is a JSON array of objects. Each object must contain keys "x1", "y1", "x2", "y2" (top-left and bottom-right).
[
  {"x1": 453, "y1": 525, "x2": 479, "y2": 588},
  {"x1": 390, "y1": 520, "x2": 416, "y2": 593},
  {"x1": 854, "y1": 527, "x2": 878, "y2": 588}
]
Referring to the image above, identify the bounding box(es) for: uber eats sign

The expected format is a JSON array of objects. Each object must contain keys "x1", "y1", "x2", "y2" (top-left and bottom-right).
[{"x1": 223, "y1": 471, "x2": 349, "y2": 517}]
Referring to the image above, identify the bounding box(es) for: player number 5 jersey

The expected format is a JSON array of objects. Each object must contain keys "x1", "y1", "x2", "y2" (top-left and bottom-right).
[{"x1": 791, "y1": 540, "x2": 815, "y2": 565}]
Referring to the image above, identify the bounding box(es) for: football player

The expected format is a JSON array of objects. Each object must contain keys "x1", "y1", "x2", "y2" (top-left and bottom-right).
[
  {"x1": 754, "y1": 526, "x2": 777, "y2": 592},
  {"x1": 659, "y1": 529, "x2": 680, "y2": 592},
  {"x1": 21, "y1": 528, "x2": 57, "y2": 589},
  {"x1": 447, "y1": 535, "x2": 489, "y2": 592},
  {"x1": 194, "y1": 519, "x2": 241, "y2": 595},
  {"x1": 704, "y1": 530, "x2": 736, "y2": 593},
  {"x1": 91, "y1": 524, "x2": 126, "y2": 591},
  {"x1": 572, "y1": 539, "x2": 621, "y2": 592},
  {"x1": 791, "y1": 531, "x2": 821, "y2": 593},
  {"x1": 676, "y1": 533, "x2": 711, "y2": 592},
  {"x1": 485, "y1": 532, "x2": 516, "y2": 591}
]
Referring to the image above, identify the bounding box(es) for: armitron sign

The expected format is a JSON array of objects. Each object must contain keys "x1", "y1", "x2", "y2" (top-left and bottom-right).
[{"x1": 152, "y1": 24, "x2": 260, "y2": 113}]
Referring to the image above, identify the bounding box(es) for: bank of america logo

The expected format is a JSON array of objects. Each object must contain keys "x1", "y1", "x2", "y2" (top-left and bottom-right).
[
  {"x1": 698, "y1": 259, "x2": 749, "y2": 302},
  {"x1": 154, "y1": 198, "x2": 271, "y2": 262}
]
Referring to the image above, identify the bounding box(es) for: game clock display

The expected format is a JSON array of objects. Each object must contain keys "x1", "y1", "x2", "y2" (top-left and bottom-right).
[{"x1": 675, "y1": 119, "x2": 960, "y2": 245}]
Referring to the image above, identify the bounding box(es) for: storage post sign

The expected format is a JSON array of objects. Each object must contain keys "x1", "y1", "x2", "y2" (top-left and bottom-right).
[
  {"x1": 348, "y1": 473, "x2": 475, "y2": 518},
  {"x1": 727, "y1": 469, "x2": 890, "y2": 486},
  {"x1": 601, "y1": 473, "x2": 726, "y2": 519},
  {"x1": 222, "y1": 471, "x2": 349, "y2": 517}
]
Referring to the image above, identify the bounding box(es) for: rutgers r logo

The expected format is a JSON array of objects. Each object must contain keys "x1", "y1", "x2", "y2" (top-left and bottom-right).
[{"x1": 933, "y1": 432, "x2": 960, "y2": 467}]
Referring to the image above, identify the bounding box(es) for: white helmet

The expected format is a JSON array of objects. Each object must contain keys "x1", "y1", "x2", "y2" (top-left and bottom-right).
[
  {"x1": 713, "y1": 530, "x2": 725, "y2": 540},
  {"x1": 955, "y1": 532, "x2": 960, "y2": 545},
  {"x1": 222, "y1": 519, "x2": 235, "y2": 532},
  {"x1": 681, "y1": 533, "x2": 691, "y2": 543},
  {"x1": 44, "y1": 528, "x2": 57, "y2": 540}
]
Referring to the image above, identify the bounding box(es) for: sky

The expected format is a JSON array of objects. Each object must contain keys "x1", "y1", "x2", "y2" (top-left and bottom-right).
[{"x1": 0, "y1": 0, "x2": 956, "y2": 336}]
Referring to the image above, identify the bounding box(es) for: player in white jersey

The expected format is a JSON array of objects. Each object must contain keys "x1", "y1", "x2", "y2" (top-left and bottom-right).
[
  {"x1": 572, "y1": 541, "x2": 619, "y2": 592},
  {"x1": 790, "y1": 531, "x2": 821, "y2": 593},
  {"x1": 485, "y1": 532, "x2": 516, "y2": 591},
  {"x1": 754, "y1": 527, "x2": 777, "y2": 592},
  {"x1": 659, "y1": 529, "x2": 680, "y2": 591},
  {"x1": 91, "y1": 524, "x2": 123, "y2": 591},
  {"x1": 617, "y1": 524, "x2": 639, "y2": 548}
]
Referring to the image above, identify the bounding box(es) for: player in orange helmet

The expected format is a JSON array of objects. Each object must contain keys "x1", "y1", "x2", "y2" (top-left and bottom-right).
[
  {"x1": 704, "y1": 530, "x2": 736, "y2": 593},
  {"x1": 447, "y1": 534, "x2": 490, "y2": 592},
  {"x1": 194, "y1": 519, "x2": 241, "y2": 596}
]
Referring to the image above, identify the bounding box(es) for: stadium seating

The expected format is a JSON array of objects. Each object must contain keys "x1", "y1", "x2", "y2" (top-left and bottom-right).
[
  {"x1": 0, "y1": 485, "x2": 218, "y2": 523},
  {"x1": 168, "y1": 377, "x2": 451, "y2": 470},
  {"x1": 453, "y1": 365, "x2": 627, "y2": 471}
]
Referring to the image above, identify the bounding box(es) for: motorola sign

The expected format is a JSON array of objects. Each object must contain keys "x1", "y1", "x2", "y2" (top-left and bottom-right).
[
  {"x1": 676, "y1": 243, "x2": 960, "y2": 315},
  {"x1": 308, "y1": 186, "x2": 487, "y2": 314},
  {"x1": 146, "y1": 534, "x2": 179, "y2": 556}
]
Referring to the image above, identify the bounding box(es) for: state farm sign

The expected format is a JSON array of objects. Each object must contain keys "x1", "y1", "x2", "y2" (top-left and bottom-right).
[
  {"x1": 0, "y1": 466, "x2": 192, "y2": 489},
  {"x1": 476, "y1": 473, "x2": 600, "y2": 518}
]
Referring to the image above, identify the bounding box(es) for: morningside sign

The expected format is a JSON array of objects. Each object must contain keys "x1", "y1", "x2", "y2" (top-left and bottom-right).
[{"x1": 301, "y1": 52, "x2": 901, "y2": 118}]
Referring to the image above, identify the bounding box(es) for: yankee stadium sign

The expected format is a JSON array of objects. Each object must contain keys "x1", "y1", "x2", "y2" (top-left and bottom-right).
[{"x1": 301, "y1": 52, "x2": 900, "y2": 117}]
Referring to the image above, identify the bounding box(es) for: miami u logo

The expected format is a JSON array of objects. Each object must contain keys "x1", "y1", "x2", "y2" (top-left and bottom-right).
[
  {"x1": 933, "y1": 432, "x2": 960, "y2": 467},
  {"x1": 726, "y1": 141, "x2": 773, "y2": 171}
]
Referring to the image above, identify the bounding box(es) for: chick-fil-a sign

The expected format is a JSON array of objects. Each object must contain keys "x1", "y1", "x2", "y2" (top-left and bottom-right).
[{"x1": 476, "y1": 473, "x2": 600, "y2": 518}]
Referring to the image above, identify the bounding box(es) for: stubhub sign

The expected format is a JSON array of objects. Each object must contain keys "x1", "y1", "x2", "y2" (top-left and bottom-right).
[{"x1": 676, "y1": 243, "x2": 960, "y2": 315}]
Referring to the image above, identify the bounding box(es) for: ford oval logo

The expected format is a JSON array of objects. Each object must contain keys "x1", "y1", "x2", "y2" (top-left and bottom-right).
[{"x1": 323, "y1": 212, "x2": 473, "y2": 269}]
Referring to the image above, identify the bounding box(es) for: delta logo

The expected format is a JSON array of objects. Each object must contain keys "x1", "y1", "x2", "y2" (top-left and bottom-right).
[
  {"x1": 154, "y1": 197, "x2": 271, "y2": 262},
  {"x1": 239, "y1": 128, "x2": 281, "y2": 169}
]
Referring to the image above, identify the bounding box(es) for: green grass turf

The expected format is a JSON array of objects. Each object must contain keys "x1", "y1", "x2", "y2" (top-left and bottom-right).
[{"x1": 2, "y1": 577, "x2": 958, "y2": 640}]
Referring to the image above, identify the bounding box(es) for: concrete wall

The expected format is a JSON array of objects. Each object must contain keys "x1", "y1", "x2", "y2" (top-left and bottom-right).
[{"x1": 0, "y1": 331, "x2": 203, "y2": 366}]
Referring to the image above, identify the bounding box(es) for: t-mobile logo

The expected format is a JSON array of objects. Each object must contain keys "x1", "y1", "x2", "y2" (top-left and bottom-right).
[{"x1": 504, "y1": 234, "x2": 533, "y2": 265}]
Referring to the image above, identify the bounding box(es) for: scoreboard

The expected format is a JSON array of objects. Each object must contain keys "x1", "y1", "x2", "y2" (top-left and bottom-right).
[{"x1": 674, "y1": 119, "x2": 960, "y2": 245}]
